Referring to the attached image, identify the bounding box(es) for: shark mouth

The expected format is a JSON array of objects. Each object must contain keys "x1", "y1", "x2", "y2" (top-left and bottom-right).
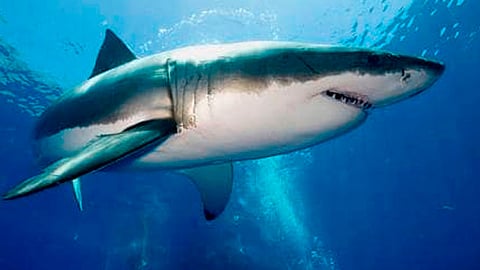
[{"x1": 323, "y1": 89, "x2": 372, "y2": 109}]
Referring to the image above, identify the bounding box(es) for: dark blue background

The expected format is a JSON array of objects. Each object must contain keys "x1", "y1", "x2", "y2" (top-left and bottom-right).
[{"x1": 0, "y1": 1, "x2": 479, "y2": 269}]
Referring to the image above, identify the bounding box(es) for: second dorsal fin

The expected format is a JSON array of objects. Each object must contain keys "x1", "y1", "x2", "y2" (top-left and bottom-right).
[{"x1": 89, "y1": 29, "x2": 137, "y2": 79}]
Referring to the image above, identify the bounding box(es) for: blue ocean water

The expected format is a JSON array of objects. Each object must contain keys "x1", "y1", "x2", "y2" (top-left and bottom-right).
[{"x1": 0, "y1": 0, "x2": 479, "y2": 269}]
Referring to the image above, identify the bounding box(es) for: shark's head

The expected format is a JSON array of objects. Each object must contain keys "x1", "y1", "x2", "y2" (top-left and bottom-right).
[
  {"x1": 236, "y1": 43, "x2": 445, "y2": 145},
  {"x1": 297, "y1": 46, "x2": 445, "y2": 110}
]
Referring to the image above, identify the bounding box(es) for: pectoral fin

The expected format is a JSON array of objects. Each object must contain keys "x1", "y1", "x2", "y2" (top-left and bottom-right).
[
  {"x1": 72, "y1": 178, "x2": 83, "y2": 211},
  {"x1": 3, "y1": 119, "x2": 176, "y2": 200},
  {"x1": 180, "y1": 162, "x2": 234, "y2": 220}
]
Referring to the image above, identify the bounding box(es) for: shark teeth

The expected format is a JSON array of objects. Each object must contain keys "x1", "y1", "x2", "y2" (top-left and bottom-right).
[{"x1": 324, "y1": 89, "x2": 372, "y2": 109}]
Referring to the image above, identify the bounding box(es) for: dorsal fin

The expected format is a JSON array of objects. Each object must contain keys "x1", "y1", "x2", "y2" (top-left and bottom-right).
[{"x1": 89, "y1": 29, "x2": 137, "y2": 79}]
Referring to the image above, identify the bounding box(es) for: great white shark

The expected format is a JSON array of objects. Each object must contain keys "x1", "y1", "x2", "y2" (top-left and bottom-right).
[{"x1": 3, "y1": 29, "x2": 444, "y2": 220}]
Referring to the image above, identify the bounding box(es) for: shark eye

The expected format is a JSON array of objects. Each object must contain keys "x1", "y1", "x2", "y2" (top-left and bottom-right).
[
  {"x1": 401, "y1": 70, "x2": 412, "y2": 82},
  {"x1": 367, "y1": 54, "x2": 380, "y2": 66}
]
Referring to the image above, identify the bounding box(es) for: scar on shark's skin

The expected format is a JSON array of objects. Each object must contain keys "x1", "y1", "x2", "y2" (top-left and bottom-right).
[{"x1": 3, "y1": 29, "x2": 445, "y2": 220}]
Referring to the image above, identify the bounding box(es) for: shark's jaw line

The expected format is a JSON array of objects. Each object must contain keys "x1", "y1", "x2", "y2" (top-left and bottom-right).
[{"x1": 322, "y1": 89, "x2": 373, "y2": 110}]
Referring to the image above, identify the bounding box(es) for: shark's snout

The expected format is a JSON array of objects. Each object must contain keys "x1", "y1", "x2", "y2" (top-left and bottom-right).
[
  {"x1": 359, "y1": 54, "x2": 445, "y2": 108},
  {"x1": 406, "y1": 56, "x2": 445, "y2": 97},
  {"x1": 402, "y1": 57, "x2": 445, "y2": 100},
  {"x1": 414, "y1": 57, "x2": 445, "y2": 78},
  {"x1": 429, "y1": 60, "x2": 445, "y2": 77},
  {"x1": 406, "y1": 55, "x2": 445, "y2": 89}
]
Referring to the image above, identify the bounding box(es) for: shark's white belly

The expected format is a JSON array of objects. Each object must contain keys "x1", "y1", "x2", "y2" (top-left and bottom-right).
[{"x1": 131, "y1": 81, "x2": 367, "y2": 169}]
